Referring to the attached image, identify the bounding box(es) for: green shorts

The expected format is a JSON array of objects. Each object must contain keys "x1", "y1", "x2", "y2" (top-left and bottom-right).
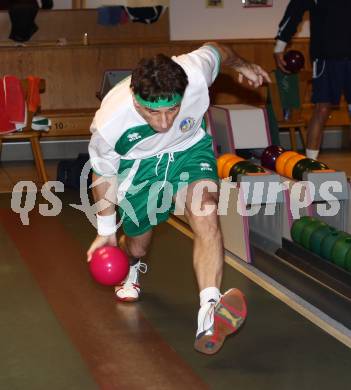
[{"x1": 117, "y1": 134, "x2": 218, "y2": 236}]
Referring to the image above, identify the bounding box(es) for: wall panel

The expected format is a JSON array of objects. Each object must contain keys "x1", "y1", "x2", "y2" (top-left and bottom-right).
[
  {"x1": 0, "y1": 39, "x2": 310, "y2": 110},
  {"x1": 0, "y1": 9, "x2": 169, "y2": 44}
]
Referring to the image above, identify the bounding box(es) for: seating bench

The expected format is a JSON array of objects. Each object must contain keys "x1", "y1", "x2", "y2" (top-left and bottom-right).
[{"x1": 41, "y1": 108, "x2": 96, "y2": 137}]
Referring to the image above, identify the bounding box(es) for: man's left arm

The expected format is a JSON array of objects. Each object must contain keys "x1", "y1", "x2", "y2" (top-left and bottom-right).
[{"x1": 204, "y1": 41, "x2": 271, "y2": 87}]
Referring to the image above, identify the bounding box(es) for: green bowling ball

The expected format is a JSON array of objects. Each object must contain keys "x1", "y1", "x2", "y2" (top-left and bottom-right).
[
  {"x1": 292, "y1": 158, "x2": 329, "y2": 181},
  {"x1": 229, "y1": 161, "x2": 265, "y2": 182},
  {"x1": 300, "y1": 220, "x2": 327, "y2": 250},
  {"x1": 331, "y1": 235, "x2": 351, "y2": 268},
  {"x1": 320, "y1": 231, "x2": 348, "y2": 262},
  {"x1": 291, "y1": 216, "x2": 318, "y2": 245},
  {"x1": 229, "y1": 161, "x2": 254, "y2": 181},
  {"x1": 309, "y1": 225, "x2": 338, "y2": 256},
  {"x1": 344, "y1": 248, "x2": 351, "y2": 272}
]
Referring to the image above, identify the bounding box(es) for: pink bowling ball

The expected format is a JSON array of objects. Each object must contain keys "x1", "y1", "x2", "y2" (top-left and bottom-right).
[{"x1": 89, "y1": 246, "x2": 129, "y2": 286}]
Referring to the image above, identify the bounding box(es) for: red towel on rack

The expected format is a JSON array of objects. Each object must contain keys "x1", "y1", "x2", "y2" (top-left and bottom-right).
[
  {"x1": 0, "y1": 81, "x2": 15, "y2": 134},
  {"x1": 0, "y1": 75, "x2": 27, "y2": 134},
  {"x1": 27, "y1": 75, "x2": 41, "y2": 112},
  {"x1": 4, "y1": 75, "x2": 25, "y2": 124}
]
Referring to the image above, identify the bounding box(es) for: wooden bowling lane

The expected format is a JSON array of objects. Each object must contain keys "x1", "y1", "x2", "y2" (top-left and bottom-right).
[
  {"x1": 1, "y1": 190, "x2": 351, "y2": 390},
  {"x1": 142, "y1": 221, "x2": 351, "y2": 390},
  {"x1": 0, "y1": 206, "x2": 207, "y2": 390},
  {"x1": 0, "y1": 221, "x2": 96, "y2": 390}
]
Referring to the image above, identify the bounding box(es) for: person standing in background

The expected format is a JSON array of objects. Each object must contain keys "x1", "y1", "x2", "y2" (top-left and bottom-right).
[{"x1": 274, "y1": 0, "x2": 351, "y2": 159}]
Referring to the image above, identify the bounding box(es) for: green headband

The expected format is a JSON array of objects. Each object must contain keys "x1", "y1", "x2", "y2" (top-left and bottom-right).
[{"x1": 135, "y1": 93, "x2": 182, "y2": 109}]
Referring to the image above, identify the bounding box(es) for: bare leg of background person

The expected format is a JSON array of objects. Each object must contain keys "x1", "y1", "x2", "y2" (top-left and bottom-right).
[{"x1": 306, "y1": 103, "x2": 332, "y2": 159}]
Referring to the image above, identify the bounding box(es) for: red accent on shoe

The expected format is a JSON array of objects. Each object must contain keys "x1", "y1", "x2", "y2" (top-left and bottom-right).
[
  {"x1": 220, "y1": 294, "x2": 247, "y2": 319},
  {"x1": 115, "y1": 283, "x2": 140, "y2": 303},
  {"x1": 214, "y1": 313, "x2": 238, "y2": 333}
]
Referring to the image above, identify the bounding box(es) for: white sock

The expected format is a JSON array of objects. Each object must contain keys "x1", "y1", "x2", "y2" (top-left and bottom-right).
[
  {"x1": 196, "y1": 302, "x2": 215, "y2": 337},
  {"x1": 306, "y1": 149, "x2": 319, "y2": 160},
  {"x1": 199, "y1": 287, "x2": 221, "y2": 307}
]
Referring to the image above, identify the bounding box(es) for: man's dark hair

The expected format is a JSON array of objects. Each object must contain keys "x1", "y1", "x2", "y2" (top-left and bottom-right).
[{"x1": 131, "y1": 54, "x2": 188, "y2": 102}]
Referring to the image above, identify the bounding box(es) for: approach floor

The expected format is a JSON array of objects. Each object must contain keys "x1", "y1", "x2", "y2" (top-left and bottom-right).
[{"x1": 0, "y1": 192, "x2": 350, "y2": 390}]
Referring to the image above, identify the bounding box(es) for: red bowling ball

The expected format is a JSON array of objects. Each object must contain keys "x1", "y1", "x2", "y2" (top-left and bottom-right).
[
  {"x1": 283, "y1": 50, "x2": 305, "y2": 73},
  {"x1": 261, "y1": 145, "x2": 285, "y2": 171},
  {"x1": 90, "y1": 246, "x2": 129, "y2": 286}
]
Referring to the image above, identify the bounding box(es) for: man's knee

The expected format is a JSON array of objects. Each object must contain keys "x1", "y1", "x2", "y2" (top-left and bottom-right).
[
  {"x1": 125, "y1": 235, "x2": 151, "y2": 258},
  {"x1": 127, "y1": 243, "x2": 148, "y2": 258},
  {"x1": 185, "y1": 180, "x2": 218, "y2": 215},
  {"x1": 186, "y1": 191, "x2": 218, "y2": 217},
  {"x1": 314, "y1": 103, "x2": 331, "y2": 118},
  {"x1": 186, "y1": 196, "x2": 220, "y2": 237}
]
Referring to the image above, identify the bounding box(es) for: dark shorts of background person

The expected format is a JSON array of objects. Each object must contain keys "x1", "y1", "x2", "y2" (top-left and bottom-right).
[
  {"x1": 312, "y1": 58, "x2": 351, "y2": 105},
  {"x1": 117, "y1": 134, "x2": 218, "y2": 237}
]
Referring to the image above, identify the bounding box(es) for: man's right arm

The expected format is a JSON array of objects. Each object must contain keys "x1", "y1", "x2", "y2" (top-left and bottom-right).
[
  {"x1": 274, "y1": 0, "x2": 310, "y2": 72},
  {"x1": 87, "y1": 129, "x2": 120, "y2": 261},
  {"x1": 86, "y1": 173, "x2": 118, "y2": 261},
  {"x1": 204, "y1": 42, "x2": 271, "y2": 88}
]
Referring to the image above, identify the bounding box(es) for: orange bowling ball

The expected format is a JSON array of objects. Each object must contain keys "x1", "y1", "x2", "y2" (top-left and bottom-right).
[
  {"x1": 275, "y1": 151, "x2": 298, "y2": 176},
  {"x1": 217, "y1": 153, "x2": 237, "y2": 178}
]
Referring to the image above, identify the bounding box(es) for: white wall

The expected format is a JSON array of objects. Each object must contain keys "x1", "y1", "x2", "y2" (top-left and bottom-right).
[
  {"x1": 169, "y1": 0, "x2": 309, "y2": 40},
  {"x1": 49, "y1": 0, "x2": 310, "y2": 40}
]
